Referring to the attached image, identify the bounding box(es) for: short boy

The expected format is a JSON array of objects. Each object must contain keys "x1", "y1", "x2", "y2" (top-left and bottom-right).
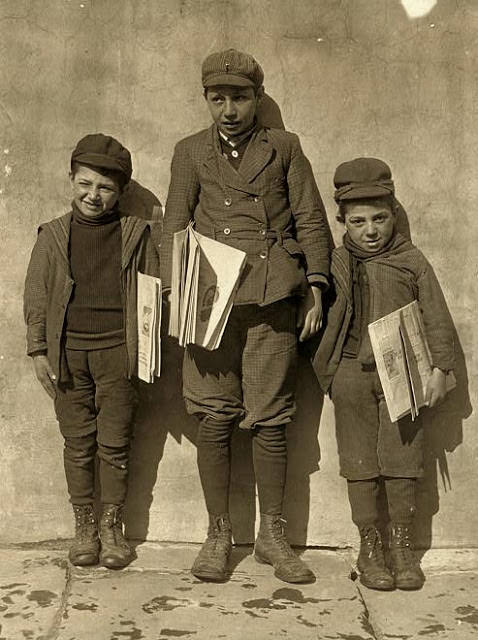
[
  {"x1": 161, "y1": 49, "x2": 331, "y2": 583},
  {"x1": 24, "y1": 134, "x2": 160, "y2": 568},
  {"x1": 313, "y1": 157, "x2": 454, "y2": 590}
]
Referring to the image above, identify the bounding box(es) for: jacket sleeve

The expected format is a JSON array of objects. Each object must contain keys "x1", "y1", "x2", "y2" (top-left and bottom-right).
[
  {"x1": 417, "y1": 260, "x2": 455, "y2": 372},
  {"x1": 160, "y1": 140, "x2": 201, "y2": 289},
  {"x1": 23, "y1": 229, "x2": 50, "y2": 356},
  {"x1": 286, "y1": 134, "x2": 332, "y2": 288}
]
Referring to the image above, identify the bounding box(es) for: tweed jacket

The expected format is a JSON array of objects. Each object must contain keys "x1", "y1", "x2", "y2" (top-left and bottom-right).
[
  {"x1": 161, "y1": 124, "x2": 331, "y2": 305},
  {"x1": 312, "y1": 236, "x2": 455, "y2": 392},
  {"x1": 24, "y1": 211, "x2": 160, "y2": 381}
]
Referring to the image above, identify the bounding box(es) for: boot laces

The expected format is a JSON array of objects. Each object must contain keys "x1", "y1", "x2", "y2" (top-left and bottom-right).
[
  {"x1": 392, "y1": 525, "x2": 416, "y2": 566},
  {"x1": 270, "y1": 518, "x2": 295, "y2": 557},
  {"x1": 101, "y1": 507, "x2": 128, "y2": 548},
  {"x1": 73, "y1": 506, "x2": 96, "y2": 541},
  {"x1": 203, "y1": 516, "x2": 231, "y2": 556},
  {"x1": 362, "y1": 527, "x2": 385, "y2": 564}
]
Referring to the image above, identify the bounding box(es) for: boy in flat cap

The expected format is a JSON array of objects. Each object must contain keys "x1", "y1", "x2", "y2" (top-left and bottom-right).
[
  {"x1": 24, "y1": 133, "x2": 160, "y2": 569},
  {"x1": 313, "y1": 157, "x2": 454, "y2": 590},
  {"x1": 161, "y1": 48, "x2": 331, "y2": 583}
]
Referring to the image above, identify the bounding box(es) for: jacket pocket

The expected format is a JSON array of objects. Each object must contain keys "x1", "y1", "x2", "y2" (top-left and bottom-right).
[{"x1": 282, "y1": 237, "x2": 304, "y2": 258}]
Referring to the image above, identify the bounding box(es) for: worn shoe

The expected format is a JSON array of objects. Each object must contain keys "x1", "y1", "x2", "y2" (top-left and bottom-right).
[
  {"x1": 357, "y1": 525, "x2": 394, "y2": 591},
  {"x1": 389, "y1": 523, "x2": 424, "y2": 590},
  {"x1": 69, "y1": 504, "x2": 100, "y2": 566},
  {"x1": 99, "y1": 504, "x2": 132, "y2": 569},
  {"x1": 254, "y1": 515, "x2": 314, "y2": 584},
  {"x1": 191, "y1": 514, "x2": 232, "y2": 582}
]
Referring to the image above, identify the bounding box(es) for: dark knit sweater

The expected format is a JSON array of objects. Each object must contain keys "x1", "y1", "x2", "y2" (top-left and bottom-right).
[{"x1": 65, "y1": 203, "x2": 124, "y2": 350}]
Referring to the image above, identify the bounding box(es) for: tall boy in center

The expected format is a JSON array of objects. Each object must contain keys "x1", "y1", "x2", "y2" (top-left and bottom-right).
[{"x1": 161, "y1": 49, "x2": 331, "y2": 583}]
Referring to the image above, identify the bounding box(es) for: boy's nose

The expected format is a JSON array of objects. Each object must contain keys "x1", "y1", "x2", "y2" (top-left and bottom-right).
[
  {"x1": 365, "y1": 222, "x2": 378, "y2": 237},
  {"x1": 88, "y1": 188, "x2": 101, "y2": 201},
  {"x1": 223, "y1": 99, "x2": 237, "y2": 118}
]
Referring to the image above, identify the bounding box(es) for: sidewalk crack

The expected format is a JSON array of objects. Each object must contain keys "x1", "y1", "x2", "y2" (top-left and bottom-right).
[
  {"x1": 44, "y1": 561, "x2": 74, "y2": 640},
  {"x1": 355, "y1": 583, "x2": 382, "y2": 640}
]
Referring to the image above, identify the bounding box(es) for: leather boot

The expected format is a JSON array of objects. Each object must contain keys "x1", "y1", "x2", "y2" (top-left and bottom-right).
[
  {"x1": 254, "y1": 515, "x2": 314, "y2": 584},
  {"x1": 191, "y1": 514, "x2": 232, "y2": 582},
  {"x1": 99, "y1": 504, "x2": 132, "y2": 569},
  {"x1": 389, "y1": 523, "x2": 424, "y2": 590},
  {"x1": 357, "y1": 525, "x2": 394, "y2": 591},
  {"x1": 69, "y1": 504, "x2": 100, "y2": 566}
]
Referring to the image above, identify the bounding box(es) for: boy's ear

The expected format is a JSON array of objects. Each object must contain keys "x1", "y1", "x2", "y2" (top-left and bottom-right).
[{"x1": 256, "y1": 86, "x2": 265, "y2": 100}]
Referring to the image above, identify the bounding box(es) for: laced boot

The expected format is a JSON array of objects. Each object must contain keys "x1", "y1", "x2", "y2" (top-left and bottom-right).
[
  {"x1": 357, "y1": 525, "x2": 394, "y2": 590},
  {"x1": 389, "y1": 523, "x2": 424, "y2": 590},
  {"x1": 254, "y1": 515, "x2": 314, "y2": 583},
  {"x1": 191, "y1": 514, "x2": 232, "y2": 581},
  {"x1": 69, "y1": 504, "x2": 100, "y2": 566},
  {"x1": 99, "y1": 504, "x2": 132, "y2": 569}
]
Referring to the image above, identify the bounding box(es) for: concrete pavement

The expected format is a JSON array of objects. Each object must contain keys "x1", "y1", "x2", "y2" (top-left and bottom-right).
[{"x1": 0, "y1": 542, "x2": 477, "y2": 639}]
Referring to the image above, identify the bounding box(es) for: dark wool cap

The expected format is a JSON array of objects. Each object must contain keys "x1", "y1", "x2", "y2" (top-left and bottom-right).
[
  {"x1": 334, "y1": 157, "x2": 394, "y2": 202},
  {"x1": 71, "y1": 133, "x2": 132, "y2": 182},
  {"x1": 202, "y1": 48, "x2": 264, "y2": 89}
]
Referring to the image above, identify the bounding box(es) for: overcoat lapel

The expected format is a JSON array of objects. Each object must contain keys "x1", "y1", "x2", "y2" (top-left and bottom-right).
[{"x1": 239, "y1": 128, "x2": 273, "y2": 184}]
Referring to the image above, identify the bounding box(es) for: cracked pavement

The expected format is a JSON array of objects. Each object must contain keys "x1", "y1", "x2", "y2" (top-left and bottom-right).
[{"x1": 0, "y1": 544, "x2": 477, "y2": 639}]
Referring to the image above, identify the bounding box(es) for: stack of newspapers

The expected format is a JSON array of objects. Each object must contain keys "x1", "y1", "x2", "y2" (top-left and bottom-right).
[
  {"x1": 368, "y1": 300, "x2": 455, "y2": 422},
  {"x1": 168, "y1": 224, "x2": 247, "y2": 350},
  {"x1": 137, "y1": 272, "x2": 162, "y2": 383}
]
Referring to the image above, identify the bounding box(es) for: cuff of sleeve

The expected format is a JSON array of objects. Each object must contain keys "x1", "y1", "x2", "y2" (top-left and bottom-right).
[{"x1": 307, "y1": 273, "x2": 329, "y2": 291}]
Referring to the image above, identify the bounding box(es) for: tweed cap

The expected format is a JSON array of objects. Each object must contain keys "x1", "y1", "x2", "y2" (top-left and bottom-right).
[
  {"x1": 202, "y1": 48, "x2": 264, "y2": 89},
  {"x1": 334, "y1": 157, "x2": 394, "y2": 202},
  {"x1": 71, "y1": 133, "x2": 132, "y2": 182}
]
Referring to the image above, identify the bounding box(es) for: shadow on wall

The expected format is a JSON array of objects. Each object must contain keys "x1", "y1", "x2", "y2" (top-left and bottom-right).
[{"x1": 415, "y1": 328, "x2": 472, "y2": 550}]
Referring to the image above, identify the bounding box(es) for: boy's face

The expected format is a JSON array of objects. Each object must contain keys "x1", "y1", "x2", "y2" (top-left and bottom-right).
[
  {"x1": 70, "y1": 165, "x2": 122, "y2": 218},
  {"x1": 343, "y1": 200, "x2": 395, "y2": 253},
  {"x1": 205, "y1": 85, "x2": 260, "y2": 138}
]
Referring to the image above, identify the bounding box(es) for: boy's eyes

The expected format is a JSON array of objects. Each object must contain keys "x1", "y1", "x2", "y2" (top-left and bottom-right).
[
  {"x1": 349, "y1": 216, "x2": 387, "y2": 225},
  {"x1": 78, "y1": 181, "x2": 114, "y2": 192},
  {"x1": 211, "y1": 95, "x2": 249, "y2": 103}
]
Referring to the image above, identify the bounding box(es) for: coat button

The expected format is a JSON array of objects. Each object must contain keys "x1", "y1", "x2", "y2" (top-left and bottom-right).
[
  {"x1": 260, "y1": 250, "x2": 267, "y2": 259},
  {"x1": 225, "y1": 197, "x2": 232, "y2": 206},
  {"x1": 224, "y1": 227, "x2": 231, "y2": 235},
  {"x1": 231, "y1": 150, "x2": 239, "y2": 158},
  {"x1": 253, "y1": 196, "x2": 259, "y2": 203},
  {"x1": 259, "y1": 229, "x2": 266, "y2": 236}
]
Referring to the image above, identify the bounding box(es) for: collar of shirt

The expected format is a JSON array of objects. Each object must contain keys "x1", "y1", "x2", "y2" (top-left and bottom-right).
[{"x1": 218, "y1": 120, "x2": 258, "y2": 149}]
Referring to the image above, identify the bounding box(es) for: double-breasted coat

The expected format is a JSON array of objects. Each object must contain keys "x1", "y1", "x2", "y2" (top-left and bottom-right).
[
  {"x1": 161, "y1": 124, "x2": 331, "y2": 303},
  {"x1": 161, "y1": 123, "x2": 332, "y2": 428}
]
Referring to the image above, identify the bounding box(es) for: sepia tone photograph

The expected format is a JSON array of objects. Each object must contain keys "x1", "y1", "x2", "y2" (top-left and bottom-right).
[{"x1": 0, "y1": 0, "x2": 476, "y2": 638}]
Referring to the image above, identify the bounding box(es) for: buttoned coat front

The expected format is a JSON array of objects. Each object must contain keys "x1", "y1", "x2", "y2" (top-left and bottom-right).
[{"x1": 161, "y1": 124, "x2": 331, "y2": 305}]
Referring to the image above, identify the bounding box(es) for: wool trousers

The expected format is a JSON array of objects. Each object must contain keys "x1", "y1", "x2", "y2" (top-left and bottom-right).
[{"x1": 54, "y1": 344, "x2": 137, "y2": 505}]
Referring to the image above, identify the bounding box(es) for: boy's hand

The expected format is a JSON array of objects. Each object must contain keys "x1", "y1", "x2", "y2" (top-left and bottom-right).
[
  {"x1": 298, "y1": 286, "x2": 323, "y2": 342},
  {"x1": 33, "y1": 354, "x2": 57, "y2": 399},
  {"x1": 425, "y1": 367, "x2": 448, "y2": 408}
]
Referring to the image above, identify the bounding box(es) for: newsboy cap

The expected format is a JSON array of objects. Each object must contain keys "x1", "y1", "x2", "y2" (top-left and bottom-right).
[
  {"x1": 71, "y1": 133, "x2": 132, "y2": 182},
  {"x1": 334, "y1": 157, "x2": 394, "y2": 202},
  {"x1": 202, "y1": 48, "x2": 264, "y2": 89}
]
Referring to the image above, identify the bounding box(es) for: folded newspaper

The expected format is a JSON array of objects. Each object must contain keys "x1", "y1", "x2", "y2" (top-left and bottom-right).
[
  {"x1": 368, "y1": 301, "x2": 455, "y2": 422},
  {"x1": 137, "y1": 272, "x2": 162, "y2": 383},
  {"x1": 169, "y1": 224, "x2": 247, "y2": 350}
]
